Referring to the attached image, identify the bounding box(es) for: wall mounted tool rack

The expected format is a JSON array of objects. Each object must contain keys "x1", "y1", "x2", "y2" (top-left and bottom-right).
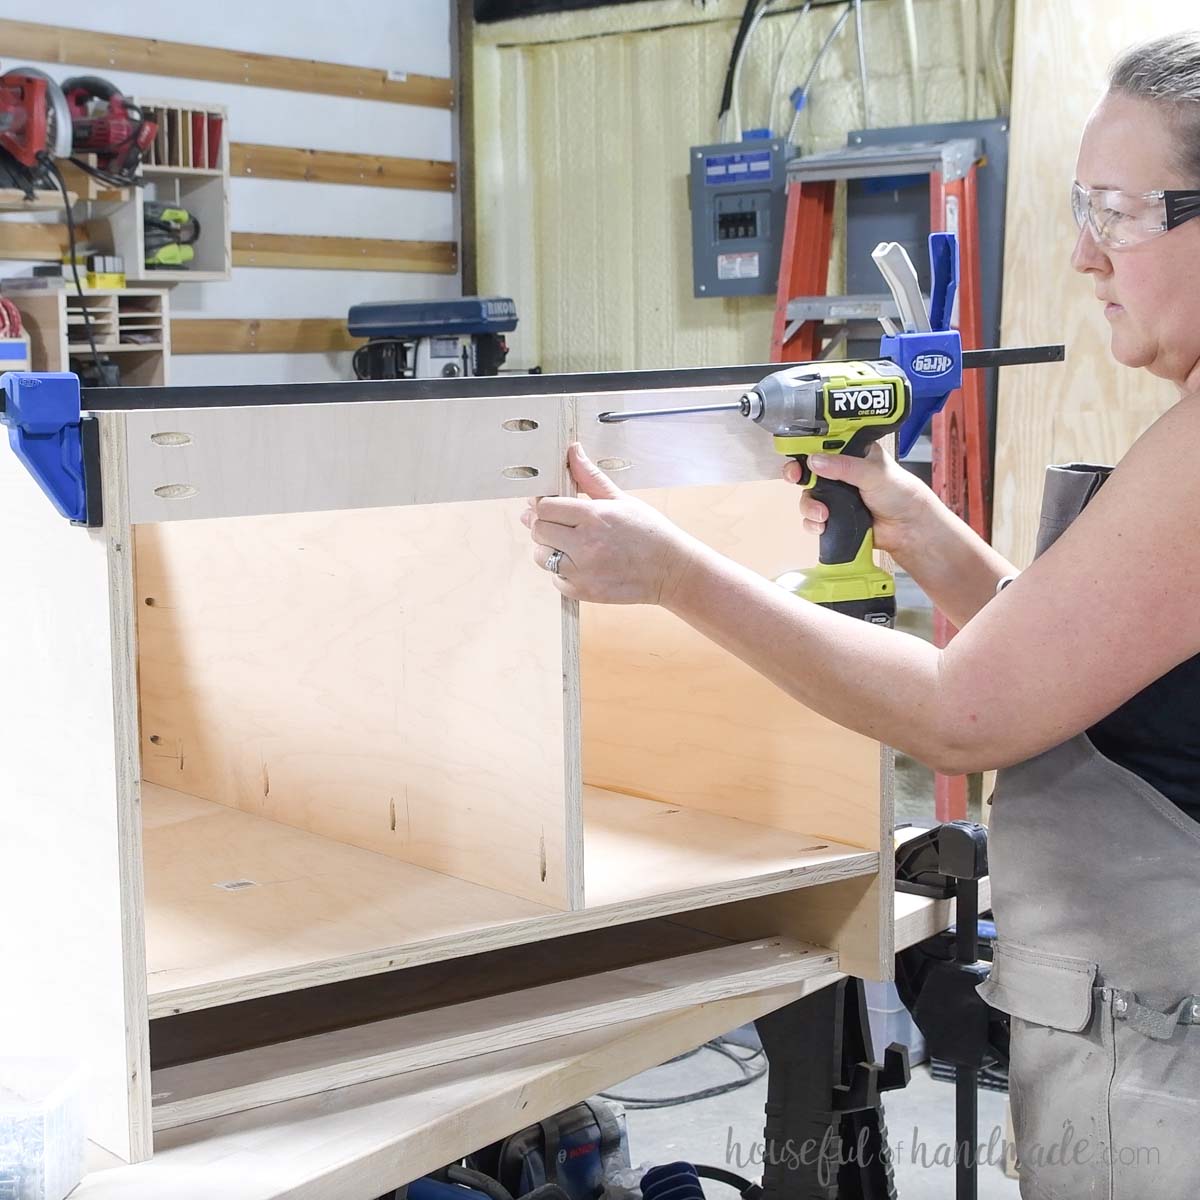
[{"x1": 1, "y1": 364, "x2": 894, "y2": 1164}]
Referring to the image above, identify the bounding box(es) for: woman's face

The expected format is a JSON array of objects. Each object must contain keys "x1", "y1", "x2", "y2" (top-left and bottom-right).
[{"x1": 1072, "y1": 90, "x2": 1200, "y2": 392}]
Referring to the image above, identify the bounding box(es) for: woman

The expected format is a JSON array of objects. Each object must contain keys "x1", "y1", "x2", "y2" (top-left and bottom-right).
[{"x1": 523, "y1": 32, "x2": 1200, "y2": 1200}]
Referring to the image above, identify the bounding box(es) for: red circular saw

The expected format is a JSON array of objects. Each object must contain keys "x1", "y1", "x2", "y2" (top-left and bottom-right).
[
  {"x1": 0, "y1": 66, "x2": 72, "y2": 168},
  {"x1": 62, "y1": 75, "x2": 156, "y2": 181}
]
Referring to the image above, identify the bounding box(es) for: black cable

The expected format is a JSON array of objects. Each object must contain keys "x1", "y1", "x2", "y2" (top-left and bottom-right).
[
  {"x1": 598, "y1": 1037, "x2": 767, "y2": 1110},
  {"x1": 693, "y1": 1164, "x2": 762, "y2": 1197},
  {"x1": 717, "y1": 0, "x2": 762, "y2": 126},
  {"x1": 38, "y1": 153, "x2": 104, "y2": 378}
]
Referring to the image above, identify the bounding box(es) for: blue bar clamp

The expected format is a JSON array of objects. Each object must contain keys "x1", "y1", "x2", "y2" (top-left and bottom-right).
[
  {"x1": 876, "y1": 231, "x2": 964, "y2": 459},
  {"x1": 0, "y1": 371, "x2": 92, "y2": 524}
]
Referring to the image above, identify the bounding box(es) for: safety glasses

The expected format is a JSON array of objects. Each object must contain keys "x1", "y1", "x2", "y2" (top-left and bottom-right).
[{"x1": 1072, "y1": 181, "x2": 1200, "y2": 248}]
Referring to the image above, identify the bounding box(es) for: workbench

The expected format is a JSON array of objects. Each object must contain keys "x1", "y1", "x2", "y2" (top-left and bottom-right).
[{"x1": 73, "y1": 881, "x2": 986, "y2": 1199}]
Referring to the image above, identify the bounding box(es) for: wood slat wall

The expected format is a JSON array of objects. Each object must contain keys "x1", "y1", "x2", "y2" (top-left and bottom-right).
[
  {"x1": 232, "y1": 232, "x2": 458, "y2": 274},
  {"x1": 0, "y1": 19, "x2": 454, "y2": 109},
  {"x1": 230, "y1": 144, "x2": 456, "y2": 192},
  {"x1": 170, "y1": 318, "x2": 362, "y2": 355},
  {"x1": 0, "y1": 226, "x2": 456, "y2": 275}
]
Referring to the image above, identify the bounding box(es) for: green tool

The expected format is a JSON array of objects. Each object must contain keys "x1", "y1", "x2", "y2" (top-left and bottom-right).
[{"x1": 597, "y1": 359, "x2": 911, "y2": 625}]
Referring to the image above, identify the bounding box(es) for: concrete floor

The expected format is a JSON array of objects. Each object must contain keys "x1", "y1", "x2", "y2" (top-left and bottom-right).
[
  {"x1": 612, "y1": 1046, "x2": 1018, "y2": 1198},
  {"x1": 611, "y1": 576, "x2": 1016, "y2": 1198}
]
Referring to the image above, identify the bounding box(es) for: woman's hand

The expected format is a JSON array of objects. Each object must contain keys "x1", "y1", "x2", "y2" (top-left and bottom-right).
[
  {"x1": 521, "y1": 444, "x2": 697, "y2": 604},
  {"x1": 785, "y1": 443, "x2": 932, "y2": 559}
]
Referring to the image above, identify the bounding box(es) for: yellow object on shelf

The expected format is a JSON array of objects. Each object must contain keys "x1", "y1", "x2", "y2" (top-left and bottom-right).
[{"x1": 86, "y1": 272, "x2": 127, "y2": 289}]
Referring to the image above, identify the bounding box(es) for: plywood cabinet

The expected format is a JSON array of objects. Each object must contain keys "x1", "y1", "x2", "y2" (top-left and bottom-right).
[{"x1": 1, "y1": 370, "x2": 893, "y2": 1164}]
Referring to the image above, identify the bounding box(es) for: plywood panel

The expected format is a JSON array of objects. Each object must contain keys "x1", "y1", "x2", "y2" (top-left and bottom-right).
[
  {"x1": 992, "y1": 0, "x2": 1187, "y2": 567},
  {"x1": 0, "y1": 414, "x2": 149, "y2": 1161},
  {"x1": 135, "y1": 498, "x2": 571, "y2": 911},
  {"x1": 141, "y1": 783, "x2": 875, "y2": 1015},
  {"x1": 582, "y1": 480, "x2": 882, "y2": 852},
  {"x1": 150, "y1": 936, "x2": 834, "y2": 1131}
]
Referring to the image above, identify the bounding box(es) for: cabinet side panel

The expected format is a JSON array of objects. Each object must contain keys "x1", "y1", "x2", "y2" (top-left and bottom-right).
[
  {"x1": 582, "y1": 481, "x2": 881, "y2": 852},
  {"x1": 0, "y1": 415, "x2": 149, "y2": 1161},
  {"x1": 135, "y1": 499, "x2": 571, "y2": 909}
]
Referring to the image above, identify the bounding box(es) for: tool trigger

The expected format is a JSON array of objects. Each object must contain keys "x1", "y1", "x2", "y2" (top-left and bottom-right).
[{"x1": 790, "y1": 454, "x2": 813, "y2": 487}]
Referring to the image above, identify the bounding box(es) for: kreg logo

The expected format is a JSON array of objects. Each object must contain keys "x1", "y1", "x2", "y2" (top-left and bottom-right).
[
  {"x1": 829, "y1": 385, "x2": 897, "y2": 419},
  {"x1": 911, "y1": 353, "x2": 954, "y2": 376}
]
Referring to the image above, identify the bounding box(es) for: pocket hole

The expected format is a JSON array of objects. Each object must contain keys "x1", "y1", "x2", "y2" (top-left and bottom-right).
[
  {"x1": 502, "y1": 466, "x2": 539, "y2": 480},
  {"x1": 150, "y1": 432, "x2": 193, "y2": 447},
  {"x1": 596, "y1": 457, "x2": 631, "y2": 472},
  {"x1": 144, "y1": 597, "x2": 156, "y2": 606},
  {"x1": 154, "y1": 484, "x2": 198, "y2": 500},
  {"x1": 149, "y1": 735, "x2": 162, "y2": 745},
  {"x1": 502, "y1": 418, "x2": 539, "y2": 432}
]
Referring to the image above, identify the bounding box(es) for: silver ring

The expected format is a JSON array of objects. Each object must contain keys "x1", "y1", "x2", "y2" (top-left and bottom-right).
[{"x1": 545, "y1": 548, "x2": 564, "y2": 576}]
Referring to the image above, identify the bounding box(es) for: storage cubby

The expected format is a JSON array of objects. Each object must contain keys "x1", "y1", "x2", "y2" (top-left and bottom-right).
[
  {"x1": 3, "y1": 284, "x2": 170, "y2": 385},
  {"x1": 103, "y1": 98, "x2": 232, "y2": 283}
]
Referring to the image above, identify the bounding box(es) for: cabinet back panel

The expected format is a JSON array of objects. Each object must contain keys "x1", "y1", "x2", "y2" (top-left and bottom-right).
[
  {"x1": 581, "y1": 481, "x2": 881, "y2": 852},
  {"x1": 135, "y1": 498, "x2": 572, "y2": 908}
]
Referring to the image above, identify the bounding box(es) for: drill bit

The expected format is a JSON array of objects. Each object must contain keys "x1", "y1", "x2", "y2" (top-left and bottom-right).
[{"x1": 597, "y1": 401, "x2": 748, "y2": 423}]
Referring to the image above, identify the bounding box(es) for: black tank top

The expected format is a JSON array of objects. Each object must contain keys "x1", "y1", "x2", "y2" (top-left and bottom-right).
[
  {"x1": 1052, "y1": 461, "x2": 1200, "y2": 823},
  {"x1": 1087, "y1": 655, "x2": 1200, "y2": 825}
]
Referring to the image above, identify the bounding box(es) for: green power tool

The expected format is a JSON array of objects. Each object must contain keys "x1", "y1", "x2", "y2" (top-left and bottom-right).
[{"x1": 597, "y1": 358, "x2": 911, "y2": 626}]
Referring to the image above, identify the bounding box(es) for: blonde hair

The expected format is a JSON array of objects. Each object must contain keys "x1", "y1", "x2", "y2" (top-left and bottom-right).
[{"x1": 1109, "y1": 32, "x2": 1200, "y2": 183}]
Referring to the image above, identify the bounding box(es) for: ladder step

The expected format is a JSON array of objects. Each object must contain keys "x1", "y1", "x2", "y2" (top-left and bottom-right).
[
  {"x1": 785, "y1": 293, "x2": 930, "y2": 323},
  {"x1": 786, "y1": 138, "x2": 980, "y2": 185}
]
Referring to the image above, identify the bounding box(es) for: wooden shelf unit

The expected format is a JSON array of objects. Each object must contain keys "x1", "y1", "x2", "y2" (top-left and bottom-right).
[
  {"x1": 104, "y1": 98, "x2": 231, "y2": 284},
  {"x1": 3, "y1": 284, "x2": 170, "y2": 385},
  {"x1": 3, "y1": 379, "x2": 893, "y2": 1166}
]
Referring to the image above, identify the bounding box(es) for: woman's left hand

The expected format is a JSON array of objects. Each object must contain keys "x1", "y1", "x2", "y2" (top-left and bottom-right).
[{"x1": 521, "y1": 444, "x2": 697, "y2": 605}]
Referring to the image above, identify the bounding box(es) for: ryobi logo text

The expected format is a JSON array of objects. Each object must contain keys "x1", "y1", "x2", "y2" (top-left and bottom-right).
[{"x1": 828, "y1": 385, "x2": 897, "y2": 419}]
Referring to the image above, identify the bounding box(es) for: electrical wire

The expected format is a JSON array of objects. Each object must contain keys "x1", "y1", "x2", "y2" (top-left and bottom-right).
[
  {"x1": 853, "y1": 0, "x2": 870, "y2": 127},
  {"x1": 728, "y1": 0, "x2": 773, "y2": 142},
  {"x1": 960, "y1": 0, "x2": 978, "y2": 121},
  {"x1": 785, "y1": 2, "x2": 852, "y2": 147},
  {"x1": 767, "y1": 0, "x2": 812, "y2": 135},
  {"x1": 0, "y1": 297, "x2": 23, "y2": 338},
  {"x1": 598, "y1": 1037, "x2": 767, "y2": 1110},
  {"x1": 38, "y1": 153, "x2": 104, "y2": 378},
  {"x1": 717, "y1": 0, "x2": 762, "y2": 141},
  {"x1": 902, "y1": 0, "x2": 922, "y2": 123},
  {"x1": 988, "y1": 0, "x2": 1011, "y2": 113}
]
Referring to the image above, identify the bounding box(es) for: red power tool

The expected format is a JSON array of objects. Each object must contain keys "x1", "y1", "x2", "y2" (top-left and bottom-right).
[
  {"x1": 0, "y1": 66, "x2": 72, "y2": 167},
  {"x1": 62, "y1": 75, "x2": 156, "y2": 180}
]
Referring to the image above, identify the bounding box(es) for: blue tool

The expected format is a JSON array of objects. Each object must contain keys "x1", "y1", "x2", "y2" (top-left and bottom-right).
[
  {"x1": 874, "y1": 231, "x2": 965, "y2": 458},
  {"x1": 0, "y1": 370, "x2": 91, "y2": 524}
]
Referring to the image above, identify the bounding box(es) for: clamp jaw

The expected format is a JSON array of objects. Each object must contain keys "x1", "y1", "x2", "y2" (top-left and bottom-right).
[
  {"x1": 874, "y1": 231, "x2": 964, "y2": 458},
  {"x1": 0, "y1": 371, "x2": 98, "y2": 526}
]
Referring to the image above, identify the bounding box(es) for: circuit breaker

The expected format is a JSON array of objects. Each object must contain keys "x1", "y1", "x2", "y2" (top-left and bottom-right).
[{"x1": 688, "y1": 138, "x2": 793, "y2": 298}]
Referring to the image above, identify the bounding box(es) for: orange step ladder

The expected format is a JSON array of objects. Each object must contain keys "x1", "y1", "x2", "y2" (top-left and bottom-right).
[{"x1": 771, "y1": 140, "x2": 990, "y2": 822}]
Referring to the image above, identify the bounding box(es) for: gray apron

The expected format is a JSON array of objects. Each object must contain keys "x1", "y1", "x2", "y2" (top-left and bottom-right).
[{"x1": 977, "y1": 464, "x2": 1200, "y2": 1198}]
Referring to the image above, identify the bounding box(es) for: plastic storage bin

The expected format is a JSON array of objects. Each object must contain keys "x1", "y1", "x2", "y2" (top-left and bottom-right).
[
  {"x1": 0, "y1": 1060, "x2": 85, "y2": 1200},
  {"x1": 864, "y1": 980, "x2": 926, "y2": 1066}
]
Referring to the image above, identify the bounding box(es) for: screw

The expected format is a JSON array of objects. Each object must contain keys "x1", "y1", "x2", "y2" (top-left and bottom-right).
[{"x1": 1113, "y1": 996, "x2": 1128, "y2": 1016}]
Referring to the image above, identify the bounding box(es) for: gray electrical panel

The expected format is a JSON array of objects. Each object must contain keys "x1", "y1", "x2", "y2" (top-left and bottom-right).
[{"x1": 689, "y1": 139, "x2": 793, "y2": 298}]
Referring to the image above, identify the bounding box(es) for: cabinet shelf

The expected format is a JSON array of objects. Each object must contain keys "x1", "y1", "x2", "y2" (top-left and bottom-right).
[{"x1": 142, "y1": 782, "x2": 874, "y2": 1016}]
